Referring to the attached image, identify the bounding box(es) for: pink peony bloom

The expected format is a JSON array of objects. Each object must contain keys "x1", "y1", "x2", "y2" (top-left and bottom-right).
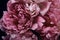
[{"x1": 0, "y1": 0, "x2": 60, "y2": 40}]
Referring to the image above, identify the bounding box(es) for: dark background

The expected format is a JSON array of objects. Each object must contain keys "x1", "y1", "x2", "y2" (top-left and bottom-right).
[
  {"x1": 0, "y1": 0, "x2": 8, "y2": 40},
  {"x1": 0, "y1": 0, "x2": 8, "y2": 18}
]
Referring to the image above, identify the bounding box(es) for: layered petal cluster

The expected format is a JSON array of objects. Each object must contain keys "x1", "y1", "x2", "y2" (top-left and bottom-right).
[{"x1": 0, "y1": 0, "x2": 60, "y2": 40}]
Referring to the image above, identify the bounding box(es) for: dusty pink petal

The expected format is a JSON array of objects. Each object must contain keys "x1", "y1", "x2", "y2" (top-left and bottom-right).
[
  {"x1": 37, "y1": 16, "x2": 45, "y2": 23},
  {"x1": 31, "y1": 23, "x2": 38, "y2": 30},
  {"x1": 42, "y1": 27, "x2": 51, "y2": 33},
  {"x1": 10, "y1": 0, "x2": 17, "y2": 3},
  {"x1": 33, "y1": 0, "x2": 46, "y2": 3},
  {"x1": 40, "y1": 2, "x2": 52, "y2": 16}
]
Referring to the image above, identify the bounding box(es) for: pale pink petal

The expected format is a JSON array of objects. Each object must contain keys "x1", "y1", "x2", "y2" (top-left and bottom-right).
[{"x1": 40, "y1": 2, "x2": 52, "y2": 16}]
